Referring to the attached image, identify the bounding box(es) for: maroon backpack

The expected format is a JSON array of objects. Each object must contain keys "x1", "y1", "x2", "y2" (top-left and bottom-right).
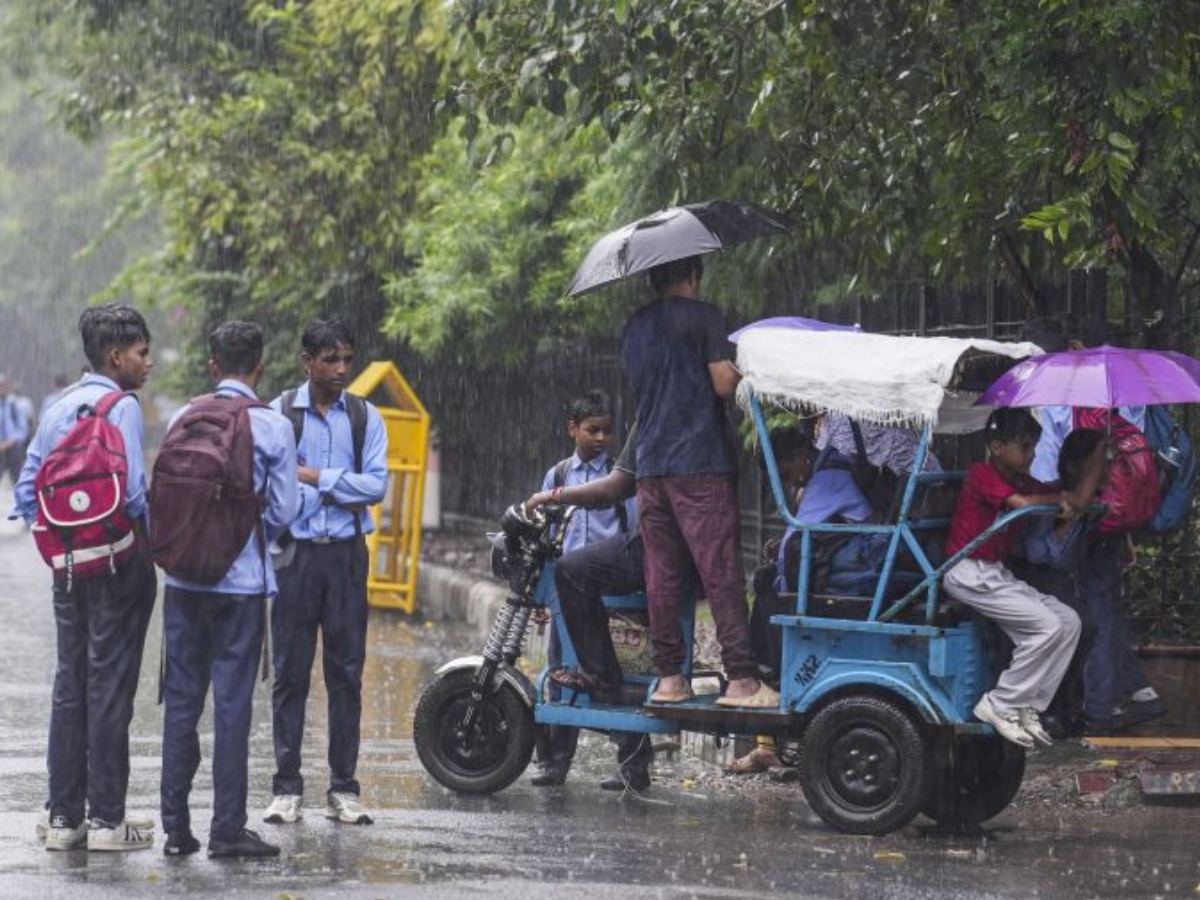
[
  {"x1": 32, "y1": 391, "x2": 136, "y2": 589},
  {"x1": 148, "y1": 394, "x2": 266, "y2": 584},
  {"x1": 1074, "y1": 407, "x2": 1161, "y2": 534}
]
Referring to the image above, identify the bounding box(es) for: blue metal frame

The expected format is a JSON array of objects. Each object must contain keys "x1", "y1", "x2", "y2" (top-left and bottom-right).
[{"x1": 530, "y1": 394, "x2": 1060, "y2": 736}]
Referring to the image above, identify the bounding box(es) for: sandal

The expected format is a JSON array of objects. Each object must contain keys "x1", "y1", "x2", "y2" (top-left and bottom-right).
[
  {"x1": 648, "y1": 683, "x2": 695, "y2": 704},
  {"x1": 722, "y1": 746, "x2": 781, "y2": 774},
  {"x1": 548, "y1": 667, "x2": 601, "y2": 692},
  {"x1": 715, "y1": 683, "x2": 781, "y2": 709}
]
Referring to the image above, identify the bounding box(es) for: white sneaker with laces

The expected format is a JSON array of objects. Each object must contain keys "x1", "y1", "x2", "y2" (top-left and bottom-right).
[
  {"x1": 86, "y1": 819, "x2": 153, "y2": 852},
  {"x1": 1018, "y1": 709, "x2": 1054, "y2": 746},
  {"x1": 263, "y1": 794, "x2": 304, "y2": 824},
  {"x1": 38, "y1": 810, "x2": 153, "y2": 842},
  {"x1": 974, "y1": 694, "x2": 1034, "y2": 748},
  {"x1": 44, "y1": 817, "x2": 87, "y2": 851},
  {"x1": 325, "y1": 792, "x2": 373, "y2": 825}
]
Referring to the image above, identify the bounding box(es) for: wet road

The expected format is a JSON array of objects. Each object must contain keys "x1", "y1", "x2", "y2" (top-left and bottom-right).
[{"x1": 1, "y1": 498, "x2": 1198, "y2": 899}]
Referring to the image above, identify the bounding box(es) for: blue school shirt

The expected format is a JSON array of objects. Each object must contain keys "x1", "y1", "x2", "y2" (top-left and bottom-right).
[
  {"x1": 540, "y1": 451, "x2": 638, "y2": 554},
  {"x1": 164, "y1": 380, "x2": 300, "y2": 597},
  {"x1": 774, "y1": 449, "x2": 874, "y2": 590},
  {"x1": 0, "y1": 394, "x2": 30, "y2": 446},
  {"x1": 270, "y1": 382, "x2": 389, "y2": 541},
  {"x1": 9, "y1": 375, "x2": 147, "y2": 524},
  {"x1": 1031, "y1": 404, "x2": 1145, "y2": 483}
]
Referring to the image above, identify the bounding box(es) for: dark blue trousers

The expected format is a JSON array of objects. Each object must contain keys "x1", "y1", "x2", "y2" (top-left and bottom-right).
[
  {"x1": 271, "y1": 539, "x2": 368, "y2": 797},
  {"x1": 160, "y1": 586, "x2": 264, "y2": 841},
  {"x1": 49, "y1": 551, "x2": 156, "y2": 826},
  {"x1": 1079, "y1": 533, "x2": 1150, "y2": 720}
]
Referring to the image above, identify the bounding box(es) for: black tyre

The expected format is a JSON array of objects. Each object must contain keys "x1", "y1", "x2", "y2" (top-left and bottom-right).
[
  {"x1": 800, "y1": 695, "x2": 932, "y2": 835},
  {"x1": 922, "y1": 733, "x2": 1026, "y2": 830},
  {"x1": 413, "y1": 667, "x2": 535, "y2": 795}
]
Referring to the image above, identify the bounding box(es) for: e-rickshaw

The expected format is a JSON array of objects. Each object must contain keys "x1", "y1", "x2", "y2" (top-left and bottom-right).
[{"x1": 413, "y1": 326, "x2": 1049, "y2": 836}]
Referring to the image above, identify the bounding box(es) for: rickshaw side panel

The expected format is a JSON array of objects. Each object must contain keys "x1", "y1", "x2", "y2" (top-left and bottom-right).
[{"x1": 776, "y1": 615, "x2": 991, "y2": 725}]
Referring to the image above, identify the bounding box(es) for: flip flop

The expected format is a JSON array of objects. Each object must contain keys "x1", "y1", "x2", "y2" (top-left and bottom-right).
[
  {"x1": 715, "y1": 683, "x2": 781, "y2": 709},
  {"x1": 548, "y1": 667, "x2": 600, "y2": 692},
  {"x1": 648, "y1": 683, "x2": 695, "y2": 704}
]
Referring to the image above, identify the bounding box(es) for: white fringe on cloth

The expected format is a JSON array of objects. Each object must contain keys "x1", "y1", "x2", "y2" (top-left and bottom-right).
[{"x1": 735, "y1": 328, "x2": 1040, "y2": 432}]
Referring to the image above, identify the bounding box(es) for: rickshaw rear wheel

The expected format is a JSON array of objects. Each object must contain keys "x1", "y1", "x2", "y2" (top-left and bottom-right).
[
  {"x1": 922, "y1": 733, "x2": 1026, "y2": 830},
  {"x1": 800, "y1": 694, "x2": 932, "y2": 836},
  {"x1": 413, "y1": 667, "x2": 535, "y2": 795}
]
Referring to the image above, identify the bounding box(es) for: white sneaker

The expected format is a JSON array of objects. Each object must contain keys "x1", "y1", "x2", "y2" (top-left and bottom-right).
[
  {"x1": 263, "y1": 794, "x2": 304, "y2": 824},
  {"x1": 38, "y1": 809, "x2": 153, "y2": 842},
  {"x1": 1018, "y1": 709, "x2": 1054, "y2": 746},
  {"x1": 974, "y1": 694, "x2": 1034, "y2": 748},
  {"x1": 87, "y1": 819, "x2": 154, "y2": 852},
  {"x1": 325, "y1": 792, "x2": 373, "y2": 825},
  {"x1": 44, "y1": 817, "x2": 87, "y2": 851}
]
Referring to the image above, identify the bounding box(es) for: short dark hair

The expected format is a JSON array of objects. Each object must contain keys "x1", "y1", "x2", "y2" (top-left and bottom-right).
[
  {"x1": 984, "y1": 407, "x2": 1042, "y2": 445},
  {"x1": 301, "y1": 318, "x2": 354, "y2": 356},
  {"x1": 758, "y1": 422, "x2": 817, "y2": 476},
  {"x1": 79, "y1": 304, "x2": 151, "y2": 370},
  {"x1": 566, "y1": 389, "x2": 613, "y2": 424},
  {"x1": 648, "y1": 255, "x2": 704, "y2": 293},
  {"x1": 1059, "y1": 427, "x2": 1105, "y2": 490},
  {"x1": 209, "y1": 321, "x2": 264, "y2": 376}
]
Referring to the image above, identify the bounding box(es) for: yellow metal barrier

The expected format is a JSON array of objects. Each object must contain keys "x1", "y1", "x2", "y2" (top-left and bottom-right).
[{"x1": 347, "y1": 361, "x2": 429, "y2": 614}]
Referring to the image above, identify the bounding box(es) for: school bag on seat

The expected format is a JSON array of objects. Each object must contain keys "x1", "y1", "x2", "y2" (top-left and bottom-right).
[
  {"x1": 32, "y1": 390, "x2": 137, "y2": 589},
  {"x1": 1073, "y1": 407, "x2": 1160, "y2": 534},
  {"x1": 148, "y1": 394, "x2": 267, "y2": 584},
  {"x1": 1143, "y1": 405, "x2": 1198, "y2": 535}
]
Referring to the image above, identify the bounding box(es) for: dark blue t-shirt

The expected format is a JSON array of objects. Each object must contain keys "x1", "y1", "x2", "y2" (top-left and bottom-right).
[{"x1": 619, "y1": 295, "x2": 736, "y2": 477}]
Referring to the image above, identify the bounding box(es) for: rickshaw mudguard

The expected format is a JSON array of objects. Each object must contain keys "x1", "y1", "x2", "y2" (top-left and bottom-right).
[
  {"x1": 776, "y1": 616, "x2": 991, "y2": 725},
  {"x1": 433, "y1": 656, "x2": 538, "y2": 710}
]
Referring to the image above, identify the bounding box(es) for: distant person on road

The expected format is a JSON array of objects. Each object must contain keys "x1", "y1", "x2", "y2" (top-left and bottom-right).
[
  {"x1": 264, "y1": 319, "x2": 388, "y2": 828},
  {"x1": 619, "y1": 256, "x2": 775, "y2": 708},
  {"x1": 158, "y1": 321, "x2": 299, "y2": 860},
  {"x1": 0, "y1": 373, "x2": 31, "y2": 487},
  {"x1": 10, "y1": 304, "x2": 157, "y2": 851},
  {"x1": 528, "y1": 389, "x2": 636, "y2": 788}
]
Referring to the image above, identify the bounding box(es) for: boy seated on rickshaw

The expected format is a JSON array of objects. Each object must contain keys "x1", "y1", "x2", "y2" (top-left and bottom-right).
[{"x1": 942, "y1": 408, "x2": 1105, "y2": 748}]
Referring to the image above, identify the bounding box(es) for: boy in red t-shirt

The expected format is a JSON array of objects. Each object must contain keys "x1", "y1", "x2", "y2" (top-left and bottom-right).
[{"x1": 944, "y1": 408, "x2": 1103, "y2": 747}]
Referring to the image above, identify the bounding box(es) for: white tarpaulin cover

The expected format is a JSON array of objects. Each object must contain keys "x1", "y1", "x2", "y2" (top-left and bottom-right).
[{"x1": 735, "y1": 328, "x2": 1041, "y2": 433}]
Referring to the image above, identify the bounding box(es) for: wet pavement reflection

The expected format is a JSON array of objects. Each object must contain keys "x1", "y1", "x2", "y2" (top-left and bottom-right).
[{"x1": 1, "y1": 504, "x2": 1199, "y2": 899}]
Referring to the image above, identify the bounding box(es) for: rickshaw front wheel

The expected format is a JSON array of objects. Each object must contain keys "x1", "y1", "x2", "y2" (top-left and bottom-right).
[
  {"x1": 800, "y1": 694, "x2": 932, "y2": 836},
  {"x1": 921, "y1": 733, "x2": 1026, "y2": 830},
  {"x1": 413, "y1": 667, "x2": 535, "y2": 795}
]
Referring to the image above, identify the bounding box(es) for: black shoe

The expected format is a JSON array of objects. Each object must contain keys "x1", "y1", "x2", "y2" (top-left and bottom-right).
[
  {"x1": 1116, "y1": 697, "x2": 1167, "y2": 729},
  {"x1": 164, "y1": 829, "x2": 201, "y2": 857},
  {"x1": 207, "y1": 828, "x2": 280, "y2": 859},
  {"x1": 600, "y1": 768, "x2": 650, "y2": 793},
  {"x1": 530, "y1": 761, "x2": 570, "y2": 787}
]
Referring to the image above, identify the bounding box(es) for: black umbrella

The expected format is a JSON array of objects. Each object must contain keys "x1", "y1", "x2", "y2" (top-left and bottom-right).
[{"x1": 566, "y1": 199, "x2": 790, "y2": 297}]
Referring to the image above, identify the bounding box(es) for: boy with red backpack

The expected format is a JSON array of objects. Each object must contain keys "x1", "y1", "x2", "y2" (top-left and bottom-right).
[
  {"x1": 154, "y1": 321, "x2": 299, "y2": 859},
  {"x1": 9, "y1": 304, "x2": 157, "y2": 852}
]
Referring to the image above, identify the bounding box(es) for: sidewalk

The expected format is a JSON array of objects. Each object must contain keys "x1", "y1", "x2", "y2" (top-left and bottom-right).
[{"x1": 414, "y1": 544, "x2": 1200, "y2": 806}]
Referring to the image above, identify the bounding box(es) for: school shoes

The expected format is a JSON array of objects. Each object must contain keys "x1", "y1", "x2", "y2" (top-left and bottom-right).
[
  {"x1": 43, "y1": 817, "x2": 87, "y2": 851},
  {"x1": 530, "y1": 760, "x2": 571, "y2": 787},
  {"x1": 1018, "y1": 709, "x2": 1054, "y2": 746},
  {"x1": 207, "y1": 828, "x2": 280, "y2": 859},
  {"x1": 326, "y1": 791, "x2": 374, "y2": 825},
  {"x1": 164, "y1": 828, "x2": 201, "y2": 857},
  {"x1": 87, "y1": 819, "x2": 154, "y2": 852},
  {"x1": 973, "y1": 694, "x2": 1034, "y2": 748},
  {"x1": 263, "y1": 794, "x2": 304, "y2": 824},
  {"x1": 1116, "y1": 696, "x2": 1167, "y2": 729}
]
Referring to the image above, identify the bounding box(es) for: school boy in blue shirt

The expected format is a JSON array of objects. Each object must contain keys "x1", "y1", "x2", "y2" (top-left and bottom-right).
[
  {"x1": 11, "y1": 304, "x2": 157, "y2": 851},
  {"x1": 159, "y1": 321, "x2": 299, "y2": 859},
  {"x1": 264, "y1": 319, "x2": 388, "y2": 827}
]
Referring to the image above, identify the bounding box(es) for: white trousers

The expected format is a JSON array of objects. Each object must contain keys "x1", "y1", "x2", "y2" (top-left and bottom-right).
[{"x1": 944, "y1": 557, "x2": 1081, "y2": 714}]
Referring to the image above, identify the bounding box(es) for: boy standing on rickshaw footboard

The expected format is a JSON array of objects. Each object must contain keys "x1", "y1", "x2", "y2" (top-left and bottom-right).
[{"x1": 943, "y1": 408, "x2": 1106, "y2": 747}]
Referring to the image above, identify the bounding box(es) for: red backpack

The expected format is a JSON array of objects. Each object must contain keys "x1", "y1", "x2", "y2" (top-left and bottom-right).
[
  {"x1": 32, "y1": 391, "x2": 136, "y2": 588},
  {"x1": 148, "y1": 394, "x2": 266, "y2": 584},
  {"x1": 1074, "y1": 407, "x2": 1161, "y2": 534}
]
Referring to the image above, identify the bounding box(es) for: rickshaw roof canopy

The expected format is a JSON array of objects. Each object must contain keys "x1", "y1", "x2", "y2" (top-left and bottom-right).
[{"x1": 735, "y1": 327, "x2": 1040, "y2": 433}]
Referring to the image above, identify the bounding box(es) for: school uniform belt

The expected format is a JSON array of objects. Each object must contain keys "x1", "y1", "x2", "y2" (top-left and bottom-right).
[{"x1": 296, "y1": 535, "x2": 359, "y2": 545}]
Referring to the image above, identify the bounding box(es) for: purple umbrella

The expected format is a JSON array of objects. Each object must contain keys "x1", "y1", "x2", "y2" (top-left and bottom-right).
[{"x1": 977, "y1": 345, "x2": 1200, "y2": 408}]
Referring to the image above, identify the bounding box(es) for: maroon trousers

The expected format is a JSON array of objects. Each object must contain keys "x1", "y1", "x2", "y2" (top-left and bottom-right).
[{"x1": 637, "y1": 474, "x2": 755, "y2": 680}]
